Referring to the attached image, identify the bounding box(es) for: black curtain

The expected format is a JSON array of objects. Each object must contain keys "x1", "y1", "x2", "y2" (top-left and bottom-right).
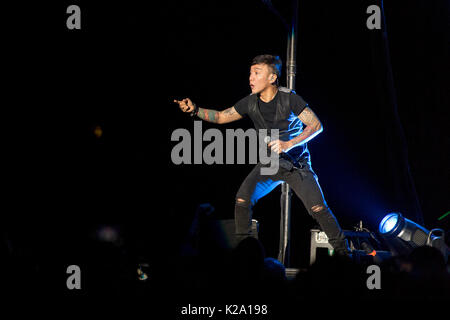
[
  {"x1": 368, "y1": 0, "x2": 424, "y2": 224},
  {"x1": 373, "y1": 0, "x2": 449, "y2": 227}
]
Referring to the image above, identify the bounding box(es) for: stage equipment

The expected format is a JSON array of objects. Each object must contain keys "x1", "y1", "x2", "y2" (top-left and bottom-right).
[
  {"x1": 310, "y1": 221, "x2": 391, "y2": 265},
  {"x1": 378, "y1": 212, "x2": 449, "y2": 261}
]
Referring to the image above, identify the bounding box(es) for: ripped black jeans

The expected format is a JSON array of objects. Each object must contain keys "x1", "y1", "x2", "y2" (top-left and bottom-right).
[{"x1": 235, "y1": 159, "x2": 348, "y2": 253}]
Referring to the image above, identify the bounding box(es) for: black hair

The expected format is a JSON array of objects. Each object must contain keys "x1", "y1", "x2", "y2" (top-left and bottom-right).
[{"x1": 251, "y1": 54, "x2": 282, "y2": 84}]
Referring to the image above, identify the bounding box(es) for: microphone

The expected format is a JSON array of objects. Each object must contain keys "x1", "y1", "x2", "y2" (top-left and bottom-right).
[{"x1": 264, "y1": 136, "x2": 299, "y2": 170}]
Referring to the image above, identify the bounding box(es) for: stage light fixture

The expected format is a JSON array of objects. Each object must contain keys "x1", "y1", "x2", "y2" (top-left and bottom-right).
[
  {"x1": 379, "y1": 213, "x2": 399, "y2": 234},
  {"x1": 378, "y1": 212, "x2": 448, "y2": 261}
]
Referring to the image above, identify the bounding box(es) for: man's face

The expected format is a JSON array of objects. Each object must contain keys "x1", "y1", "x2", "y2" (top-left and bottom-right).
[{"x1": 249, "y1": 64, "x2": 276, "y2": 94}]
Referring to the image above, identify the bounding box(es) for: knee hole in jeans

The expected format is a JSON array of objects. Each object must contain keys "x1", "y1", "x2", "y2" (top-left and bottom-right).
[
  {"x1": 236, "y1": 198, "x2": 247, "y2": 204},
  {"x1": 311, "y1": 205, "x2": 325, "y2": 213}
]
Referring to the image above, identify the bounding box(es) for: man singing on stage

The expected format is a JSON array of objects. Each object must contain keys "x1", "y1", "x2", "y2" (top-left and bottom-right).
[{"x1": 174, "y1": 54, "x2": 350, "y2": 256}]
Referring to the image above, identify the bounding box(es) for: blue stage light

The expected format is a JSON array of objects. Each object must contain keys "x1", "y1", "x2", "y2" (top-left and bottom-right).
[
  {"x1": 378, "y1": 212, "x2": 449, "y2": 262},
  {"x1": 379, "y1": 213, "x2": 399, "y2": 234}
]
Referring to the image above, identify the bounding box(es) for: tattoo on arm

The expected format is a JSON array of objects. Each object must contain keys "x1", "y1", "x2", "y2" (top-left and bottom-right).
[
  {"x1": 196, "y1": 106, "x2": 242, "y2": 124},
  {"x1": 222, "y1": 107, "x2": 236, "y2": 115},
  {"x1": 197, "y1": 108, "x2": 219, "y2": 123},
  {"x1": 288, "y1": 126, "x2": 317, "y2": 147},
  {"x1": 287, "y1": 107, "x2": 323, "y2": 148},
  {"x1": 298, "y1": 107, "x2": 322, "y2": 131},
  {"x1": 219, "y1": 106, "x2": 242, "y2": 124}
]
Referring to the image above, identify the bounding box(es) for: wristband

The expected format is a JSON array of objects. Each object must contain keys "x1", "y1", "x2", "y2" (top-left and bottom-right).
[{"x1": 190, "y1": 103, "x2": 199, "y2": 117}]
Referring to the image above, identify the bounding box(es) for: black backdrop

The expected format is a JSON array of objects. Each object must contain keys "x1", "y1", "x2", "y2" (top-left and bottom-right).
[{"x1": 3, "y1": 0, "x2": 449, "y2": 293}]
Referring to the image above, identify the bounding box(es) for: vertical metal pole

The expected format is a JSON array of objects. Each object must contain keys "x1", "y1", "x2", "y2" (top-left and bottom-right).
[
  {"x1": 278, "y1": 0, "x2": 298, "y2": 267},
  {"x1": 286, "y1": 3, "x2": 298, "y2": 91}
]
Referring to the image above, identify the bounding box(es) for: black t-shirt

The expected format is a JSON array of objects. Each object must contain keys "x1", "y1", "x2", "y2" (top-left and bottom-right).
[{"x1": 234, "y1": 90, "x2": 308, "y2": 129}]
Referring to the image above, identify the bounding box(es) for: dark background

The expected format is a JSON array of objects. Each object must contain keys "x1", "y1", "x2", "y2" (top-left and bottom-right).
[{"x1": 3, "y1": 0, "x2": 449, "y2": 294}]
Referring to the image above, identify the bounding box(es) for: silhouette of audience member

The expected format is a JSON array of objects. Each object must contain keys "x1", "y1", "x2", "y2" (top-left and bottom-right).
[
  {"x1": 180, "y1": 203, "x2": 216, "y2": 257},
  {"x1": 263, "y1": 257, "x2": 287, "y2": 283},
  {"x1": 399, "y1": 246, "x2": 450, "y2": 299},
  {"x1": 229, "y1": 236, "x2": 266, "y2": 299},
  {"x1": 293, "y1": 254, "x2": 366, "y2": 302},
  {"x1": 83, "y1": 224, "x2": 134, "y2": 296},
  {"x1": 261, "y1": 257, "x2": 288, "y2": 300}
]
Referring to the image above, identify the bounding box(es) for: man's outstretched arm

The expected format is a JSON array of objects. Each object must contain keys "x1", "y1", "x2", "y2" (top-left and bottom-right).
[
  {"x1": 268, "y1": 106, "x2": 323, "y2": 154},
  {"x1": 174, "y1": 98, "x2": 242, "y2": 124},
  {"x1": 197, "y1": 106, "x2": 242, "y2": 124}
]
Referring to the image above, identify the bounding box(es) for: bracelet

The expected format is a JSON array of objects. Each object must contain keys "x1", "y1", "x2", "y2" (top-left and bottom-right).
[{"x1": 190, "y1": 103, "x2": 199, "y2": 117}]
